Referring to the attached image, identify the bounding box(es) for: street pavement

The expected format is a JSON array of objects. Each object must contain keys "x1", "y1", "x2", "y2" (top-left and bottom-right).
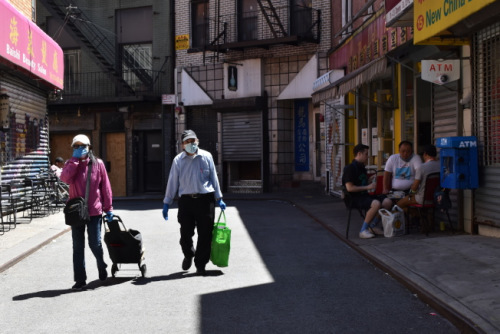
[{"x1": 0, "y1": 182, "x2": 499, "y2": 333}]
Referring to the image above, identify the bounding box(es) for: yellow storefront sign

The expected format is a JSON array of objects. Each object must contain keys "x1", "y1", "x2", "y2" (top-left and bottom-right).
[
  {"x1": 414, "y1": 0, "x2": 496, "y2": 45},
  {"x1": 175, "y1": 34, "x2": 189, "y2": 50}
]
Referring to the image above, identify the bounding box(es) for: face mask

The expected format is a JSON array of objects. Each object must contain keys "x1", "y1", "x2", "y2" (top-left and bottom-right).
[
  {"x1": 184, "y1": 143, "x2": 198, "y2": 154},
  {"x1": 73, "y1": 146, "x2": 89, "y2": 159}
]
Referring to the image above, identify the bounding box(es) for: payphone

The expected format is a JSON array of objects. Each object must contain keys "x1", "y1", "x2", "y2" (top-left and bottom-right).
[{"x1": 436, "y1": 136, "x2": 478, "y2": 189}]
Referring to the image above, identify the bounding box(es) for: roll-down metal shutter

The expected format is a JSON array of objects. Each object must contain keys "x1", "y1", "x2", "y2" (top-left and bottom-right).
[
  {"x1": 432, "y1": 81, "x2": 460, "y2": 226},
  {"x1": 222, "y1": 111, "x2": 262, "y2": 161},
  {"x1": 0, "y1": 74, "x2": 49, "y2": 186},
  {"x1": 472, "y1": 22, "x2": 500, "y2": 227}
]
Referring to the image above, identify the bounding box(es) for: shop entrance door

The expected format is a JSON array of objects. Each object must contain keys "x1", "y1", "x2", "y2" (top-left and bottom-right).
[
  {"x1": 133, "y1": 131, "x2": 163, "y2": 193},
  {"x1": 105, "y1": 133, "x2": 126, "y2": 197}
]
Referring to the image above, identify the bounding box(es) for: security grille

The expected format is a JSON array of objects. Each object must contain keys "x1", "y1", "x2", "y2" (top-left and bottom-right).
[
  {"x1": 473, "y1": 21, "x2": 500, "y2": 227},
  {"x1": 473, "y1": 21, "x2": 500, "y2": 166}
]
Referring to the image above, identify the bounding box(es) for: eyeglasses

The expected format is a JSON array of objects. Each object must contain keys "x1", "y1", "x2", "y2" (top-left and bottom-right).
[{"x1": 72, "y1": 144, "x2": 88, "y2": 149}]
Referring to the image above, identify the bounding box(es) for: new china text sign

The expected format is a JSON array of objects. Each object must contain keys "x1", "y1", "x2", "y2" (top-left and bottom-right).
[
  {"x1": 0, "y1": 0, "x2": 64, "y2": 89},
  {"x1": 414, "y1": 0, "x2": 496, "y2": 45}
]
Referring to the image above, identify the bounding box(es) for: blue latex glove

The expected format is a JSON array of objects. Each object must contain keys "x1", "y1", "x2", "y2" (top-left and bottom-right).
[
  {"x1": 106, "y1": 211, "x2": 114, "y2": 221},
  {"x1": 162, "y1": 203, "x2": 169, "y2": 220},
  {"x1": 217, "y1": 198, "x2": 226, "y2": 211}
]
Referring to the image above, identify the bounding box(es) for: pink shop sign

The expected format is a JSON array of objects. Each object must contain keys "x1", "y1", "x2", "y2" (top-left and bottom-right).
[{"x1": 0, "y1": 0, "x2": 64, "y2": 89}]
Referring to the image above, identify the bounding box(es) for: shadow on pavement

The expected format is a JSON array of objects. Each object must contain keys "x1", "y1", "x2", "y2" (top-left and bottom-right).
[
  {"x1": 132, "y1": 270, "x2": 224, "y2": 285},
  {"x1": 12, "y1": 277, "x2": 134, "y2": 300}
]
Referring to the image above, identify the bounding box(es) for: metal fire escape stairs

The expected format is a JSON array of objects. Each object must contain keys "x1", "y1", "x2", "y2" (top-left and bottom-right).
[
  {"x1": 256, "y1": 0, "x2": 287, "y2": 39},
  {"x1": 38, "y1": 0, "x2": 153, "y2": 95}
]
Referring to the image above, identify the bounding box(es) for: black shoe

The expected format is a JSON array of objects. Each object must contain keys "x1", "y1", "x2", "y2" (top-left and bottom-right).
[
  {"x1": 196, "y1": 267, "x2": 206, "y2": 276},
  {"x1": 99, "y1": 267, "x2": 108, "y2": 281},
  {"x1": 182, "y1": 256, "x2": 193, "y2": 271},
  {"x1": 72, "y1": 281, "x2": 87, "y2": 290}
]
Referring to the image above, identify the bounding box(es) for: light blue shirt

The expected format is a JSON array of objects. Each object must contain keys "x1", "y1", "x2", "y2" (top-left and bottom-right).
[{"x1": 163, "y1": 148, "x2": 223, "y2": 205}]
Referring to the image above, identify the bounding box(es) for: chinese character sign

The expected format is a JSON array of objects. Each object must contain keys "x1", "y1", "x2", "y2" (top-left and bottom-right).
[
  {"x1": 0, "y1": 0, "x2": 64, "y2": 89},
  {"x1": 294, "y1": 100, "x2": 309, "y2": 172}
]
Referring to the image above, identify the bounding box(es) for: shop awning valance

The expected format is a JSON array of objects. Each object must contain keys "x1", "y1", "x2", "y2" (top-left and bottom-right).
[{"x1": 312, "y1": 57, "x2": 388, "y2": 104}]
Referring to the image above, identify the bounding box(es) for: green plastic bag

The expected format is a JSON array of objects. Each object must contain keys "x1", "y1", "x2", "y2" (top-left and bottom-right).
[{"x1": 210, "y1": 211, "x2": 231, "y2": 267}]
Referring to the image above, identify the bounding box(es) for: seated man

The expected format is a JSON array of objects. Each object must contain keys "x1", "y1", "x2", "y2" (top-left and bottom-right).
[
  {"x1": 383, "y1": 141, "x2": 422, "y2": 194},
  {"x1": 396, "y1": 145, "x2": 440, "y2": 210},
  {"x1": 342, "y1": 144, "x2": 392, "y2": 239},
  {"x1": 50, "y1": 157, "x2": 64, "y2": 178}
]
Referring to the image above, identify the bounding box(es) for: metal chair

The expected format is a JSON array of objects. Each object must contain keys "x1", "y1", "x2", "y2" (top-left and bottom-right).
[
  {"x1": 24, "y1": 177, "x2": 51, "y2": 219},
  {"x1": 342, "y1": 186, "x2": 366, "y2": 239},
  {"x1": 407, "y1": 172, "x2": 453, "y2": 235}
]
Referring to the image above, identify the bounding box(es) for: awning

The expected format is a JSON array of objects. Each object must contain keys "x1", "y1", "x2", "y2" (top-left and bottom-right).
[
  {"x1": 277, "y1": 54, "x2": 317, "y2": 100},
  {"x1": 0, "y1": 0, "x2": 64, "y2": 89},
  {"x1": 312, "y1": 57, "x2": 388, "y2": 104},
  {"x1": 180, "y1": 69, "x2": 213, "y2": 106}
]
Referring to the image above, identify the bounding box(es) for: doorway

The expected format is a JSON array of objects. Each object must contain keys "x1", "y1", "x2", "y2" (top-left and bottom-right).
[
  {"x1": 49, "y1": 133, "x2": 79, "y2": 165},
  {"x1": 133, "y1": 130, "x2": 163, "y2": 193},
  {"x1": 104, "y1": 133, "x2": 126, "y2": 197}
]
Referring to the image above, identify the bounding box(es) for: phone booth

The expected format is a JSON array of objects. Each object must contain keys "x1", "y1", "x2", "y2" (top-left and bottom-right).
[{"x1": 436, "y1": 136, "x2": 479, "y2": 189}]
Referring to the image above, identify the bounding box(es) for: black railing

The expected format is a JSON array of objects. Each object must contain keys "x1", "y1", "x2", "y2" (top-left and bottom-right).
[
  {"x1": 205, "y1": 4, "x2": 320, "y2": 48},
  {"x1": 63, "y1": 70, "x2": 165, "y2": 98}
]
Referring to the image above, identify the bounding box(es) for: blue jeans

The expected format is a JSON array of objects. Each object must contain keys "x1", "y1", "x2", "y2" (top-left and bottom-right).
[{"x1": 71, "y1": 215, "x2": 107, "y2": 282}]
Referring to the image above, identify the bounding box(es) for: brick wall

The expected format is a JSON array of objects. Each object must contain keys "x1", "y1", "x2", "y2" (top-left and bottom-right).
[
  {"x1": 175, "y1": 0, "x2": 331, "y2": 187},
  {"x1": 9, "y1": 0, "x2": 32, "y2": 20}
]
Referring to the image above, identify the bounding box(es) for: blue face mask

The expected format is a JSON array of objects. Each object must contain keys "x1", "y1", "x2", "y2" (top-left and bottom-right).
[
  {"x1": 184, "y1": 143, "x2": 198, "y2": 154},
  {"x1": 73, "y1": 146, "x2": 89, "y2": 158}
]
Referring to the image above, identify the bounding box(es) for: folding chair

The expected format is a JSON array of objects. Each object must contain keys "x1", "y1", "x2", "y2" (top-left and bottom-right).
[
  {"x1": 342, "y1": 186, "x2": 366, "y2": 239},
  {"x1": 407, "y1": 172, "x2": 453, "y2": 235}
]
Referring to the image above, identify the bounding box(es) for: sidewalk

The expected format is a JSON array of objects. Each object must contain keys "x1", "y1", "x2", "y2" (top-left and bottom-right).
[{"x1": 1, "y1": 184, "x2": 499, "y2": 333}]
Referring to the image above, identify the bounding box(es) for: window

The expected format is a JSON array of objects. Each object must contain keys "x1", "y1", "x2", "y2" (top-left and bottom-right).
[
  {"x1": 291, "y1": 0, "x2": 313, "y2": 38},
  {"x1": 191, "y1": 0, "x2": 209, "y2": 48},
  {"x1": 64, "y1": 49, "x2": 81, "y2": 94},
  {"x1": 342, "y1": 0, "x2": 352, "y2": 37},
  {"x1": 122, "y1": 44, "x2": 152, "y2": 91},
  {"x1": 31, "y1": 0, "x2": 36, "y2": 22},
  {"x1": 238, "y1": 0, "x2": 258, "y2": 41}
]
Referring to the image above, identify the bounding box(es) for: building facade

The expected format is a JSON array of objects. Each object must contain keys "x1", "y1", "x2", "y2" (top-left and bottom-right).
[
  {"x1": 174, "y1": 0, "x2": 331, "y2": 193},
  {"x1": 36, "y1": 0, "x2": 175, "y2": 196},
  {"x1": 314, "y1": 0, "x2": 500, "y2": 237}
]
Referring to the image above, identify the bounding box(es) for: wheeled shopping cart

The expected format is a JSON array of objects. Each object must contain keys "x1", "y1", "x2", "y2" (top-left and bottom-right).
[{"x1": 103, "y1": 215, "x2": 146, "y2": 277}]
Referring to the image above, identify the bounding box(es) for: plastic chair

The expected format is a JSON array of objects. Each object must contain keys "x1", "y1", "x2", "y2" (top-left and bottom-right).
[
  {"x1": 342, "y1": 186, "x2": 366, "y2": 239},
  {"x1": 407, "y1": 172, "x2": 453, "y2": 235}
]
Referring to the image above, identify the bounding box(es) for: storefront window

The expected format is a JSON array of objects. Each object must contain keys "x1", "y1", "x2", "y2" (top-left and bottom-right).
[{"x1": 357, "y1": 80, "x2": 394, "y2": 168}]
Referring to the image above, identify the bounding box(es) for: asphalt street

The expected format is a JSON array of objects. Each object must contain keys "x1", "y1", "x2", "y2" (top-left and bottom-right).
[{"x1": 0, "y1": 200, "x2": 458, "y2": 333}]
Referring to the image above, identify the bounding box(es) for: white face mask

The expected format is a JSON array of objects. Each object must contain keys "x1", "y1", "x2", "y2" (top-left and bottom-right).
[{"x1": 184, "y1": 142, "x2": 198, "y2": 154}]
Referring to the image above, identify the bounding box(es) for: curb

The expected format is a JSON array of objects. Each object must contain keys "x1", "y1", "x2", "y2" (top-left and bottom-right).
[
  {"x1": 0, "y1": 227, "x2": 70, "y2": 274},
  {"x1": 291, "y1": 200, "x2": 484, "y2": 334}
]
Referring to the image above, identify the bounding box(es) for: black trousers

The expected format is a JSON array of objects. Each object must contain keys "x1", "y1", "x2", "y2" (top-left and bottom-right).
[{"x1": 177, "y1": 193, "x2": 215, "y2": 269}]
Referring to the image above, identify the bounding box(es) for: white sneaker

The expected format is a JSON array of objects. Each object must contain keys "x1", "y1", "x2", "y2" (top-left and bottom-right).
[
  {"x1": 359, "y1": 229, "x2": 375, "y2": 239},
  {"x1": 369, "y1": 226, "x2": 384, "y2": 236}
]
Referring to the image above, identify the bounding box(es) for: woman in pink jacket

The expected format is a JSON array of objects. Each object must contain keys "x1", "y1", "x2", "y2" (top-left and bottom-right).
[{"x1": 60, "y1": 134, "x2": 114, "y2": 290}]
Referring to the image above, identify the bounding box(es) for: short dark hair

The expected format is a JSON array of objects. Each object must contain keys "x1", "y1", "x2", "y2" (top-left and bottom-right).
[
  {"x1": 353, "y1": 144, "x2": 369, "y2": 156},
  {"x1": 399, "y1": 140, "x2": 413, "y2": 149},
  {"x1": 55, "y1": 157, "x2": 64, "y2": 163},
  {"x1": 423, "y1": 145, "x2": 437, "y2": 157}
]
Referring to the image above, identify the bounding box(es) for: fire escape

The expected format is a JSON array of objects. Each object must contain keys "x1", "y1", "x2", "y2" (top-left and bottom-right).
[
  {"x1": 205, "y1": 0, "x2": 321, "y2": 54},
  {"x1": 39, "y1": 0, "x2": 154, "y2": 99}
]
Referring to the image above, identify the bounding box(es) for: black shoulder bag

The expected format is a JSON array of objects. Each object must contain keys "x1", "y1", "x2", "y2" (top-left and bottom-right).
[{"x1": 64, "y1": 159, "x2": 92, "y2": 227}]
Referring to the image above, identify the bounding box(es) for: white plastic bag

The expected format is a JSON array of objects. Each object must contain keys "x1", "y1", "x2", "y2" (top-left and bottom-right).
[{"x1": 379, "y1": 205, "x2": 406, "y2": 237}]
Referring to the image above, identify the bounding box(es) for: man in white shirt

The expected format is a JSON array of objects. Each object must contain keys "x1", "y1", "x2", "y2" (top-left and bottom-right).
[{"x1": 383, "y1": 141, "x2": 422, "y2": 194}]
